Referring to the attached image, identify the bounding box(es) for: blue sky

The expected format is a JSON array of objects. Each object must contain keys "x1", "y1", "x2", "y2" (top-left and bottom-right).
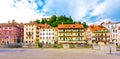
[{"x1": 0, "y1": 0, "x2": 120, "y2": 24}]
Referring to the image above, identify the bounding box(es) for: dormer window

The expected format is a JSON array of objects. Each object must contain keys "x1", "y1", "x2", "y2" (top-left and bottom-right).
[{"x1": 96, "y1": 30, "x2": 98, "y2": 32}]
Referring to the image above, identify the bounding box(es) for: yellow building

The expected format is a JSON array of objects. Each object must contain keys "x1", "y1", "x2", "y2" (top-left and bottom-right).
[
  {"x1": 57, "y1": 23, "x2": 86, "y2": 44},
  {"x1": 86, "y1": 25, "x2": 110, "y2": 45},
  {"x1": 24, "y1": 21, "x2": 37, "y2": 44}
]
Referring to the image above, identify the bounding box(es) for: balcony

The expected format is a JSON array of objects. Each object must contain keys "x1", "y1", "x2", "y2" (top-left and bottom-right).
[
  {"x1": 92, "y1": 36, "x2": 110, "y2": 38},
  {"x1": 59, "y1": 36, "x2": 84, "y2": 37}
]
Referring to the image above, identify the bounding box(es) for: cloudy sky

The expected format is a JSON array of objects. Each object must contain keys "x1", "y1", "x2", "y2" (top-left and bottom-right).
[{"x1": 0, "y1": 0, "x2": 120, "y2": 24}]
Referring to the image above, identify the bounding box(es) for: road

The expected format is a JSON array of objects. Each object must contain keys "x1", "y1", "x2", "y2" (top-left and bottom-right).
[{"x1": 0, "y1": 48, "x2": 120, "y2": 59}]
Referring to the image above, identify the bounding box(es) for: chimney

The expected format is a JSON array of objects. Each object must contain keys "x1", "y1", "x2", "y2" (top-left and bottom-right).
[
  {"x1": 12, "y1": 20, "x2": 15, "y2": 22},
  {"x1": 8, "y1": 21, "x2": 10, "y2": 23}
]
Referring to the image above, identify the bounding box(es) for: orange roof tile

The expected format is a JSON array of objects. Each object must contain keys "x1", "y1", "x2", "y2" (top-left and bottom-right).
[
  {"x1": 37, "y1": 24, "x2": 50, "y2": 28},
  {"x1": 89, "y1": 25, "x2": 107, "y2": 32},
  {"x1": 58, "y1": 23, "x2": 84, "y2": 29}
]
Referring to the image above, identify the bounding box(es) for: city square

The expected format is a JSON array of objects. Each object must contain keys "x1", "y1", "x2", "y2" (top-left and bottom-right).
[{"x1": 0, "y1": 48, "x2": 120, "y2": 59}]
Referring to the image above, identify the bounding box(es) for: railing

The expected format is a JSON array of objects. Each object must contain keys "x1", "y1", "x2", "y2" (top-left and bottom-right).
[{"x1": 92, "y1": 36, "x2": 110, "y2": 38}]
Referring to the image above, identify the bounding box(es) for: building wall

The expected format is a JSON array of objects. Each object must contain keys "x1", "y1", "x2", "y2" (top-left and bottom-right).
[
  {"x1": 24, "y1": 25, "x2": 36, "y2": 44},
  {"x1": 0, "y1": 26, "x2": 23, "y2": 43},
  {"x1": 58, "y1": 28, "x2": 85, "y2": 44},
  {"x1": 103, "y1": 23, "x2": 120, "y2": 45},
  {"x1": 39, "y1": 28, "x2": 57, "y2": 44}
]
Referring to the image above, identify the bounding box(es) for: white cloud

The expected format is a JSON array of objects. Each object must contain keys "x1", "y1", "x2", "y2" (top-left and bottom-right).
[
  {"x1": 91, "y1": 0, "x2": 120, "y2": 20},
  {"x1": 88, "y1": 0, "x2": 120, "y2": 25},
  {"x1": 0, "y1": 0, "x2": 43, "y2": 23},
  {"x1": 42, "y1": 0, "x2": 99, "y2": 21}
]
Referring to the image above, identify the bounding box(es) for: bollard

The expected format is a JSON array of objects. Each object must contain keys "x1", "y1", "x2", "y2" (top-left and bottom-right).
[{"x1": 109, "y1": 45, "x2": 111, "y2": 54}]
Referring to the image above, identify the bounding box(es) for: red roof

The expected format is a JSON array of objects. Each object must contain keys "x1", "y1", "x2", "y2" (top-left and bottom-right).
[
  {"x1": 58, "y1": 23, "x2": 84, "y2": 29},
  {"x1": 37, "y1": 24, "x2": 50, "y2": 28}
]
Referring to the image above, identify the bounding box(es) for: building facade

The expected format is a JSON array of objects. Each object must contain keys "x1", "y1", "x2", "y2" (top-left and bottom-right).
[
  {"x1": 102, "y1": 21, "x2": 120, "y2": 45},
  {"x1": 57, "y1": 23, "x2": 86, "y2": 44},
  {"x1": 0, "y1": 20, "x2": 24, "y2": 44},
  {"x1": 86, "y1": 25, "x2": 110, "y2": 45},
  {"x1": 24, "y1": 21, "x2": 37, "y2": 44},
  {"x1": 36, "y1": 24, "x2": 57, "y2": 44}
]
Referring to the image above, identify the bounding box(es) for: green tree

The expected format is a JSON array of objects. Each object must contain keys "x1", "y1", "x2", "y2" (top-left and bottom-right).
[
  {"x1": 82, "y1": 22, "x2": 88, "y2": 28},
  {"x1": 41, "y1": 18, "x2": 47, "y2": 24},
  {"x1": 49, "y1": 15, "x2": 57, "y2": 23},
  {"x1": 35, "y1": 19, "x2": 41, "y2": 24}
]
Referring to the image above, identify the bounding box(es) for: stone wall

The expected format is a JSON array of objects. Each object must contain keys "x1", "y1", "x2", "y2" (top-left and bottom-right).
[{"x1": 92, "y1": 44, "x2": 116, "y2": 52}]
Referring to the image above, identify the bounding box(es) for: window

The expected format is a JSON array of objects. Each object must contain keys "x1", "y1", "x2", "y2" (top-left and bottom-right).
[
  {"x1": 43, "y1": 29, "x2": 45, "y2": 31},
  {"x1": 32, "y1": 37, "x2": 33, "y2": 39},
  {"x1": 32, "y1": 28, "x2": 34, "y2": 30},
  {"x1": 49, "y1": 37, "x2": 50, "y2": 39},
  {"x1": 26, "y1": 28, "x2": 28, "y2": 30},
  {"x1": 46, "y1": 33, "x2": 48, "y2": 35},
  {"x1": 113, "y1": 30, "x2": 115, "y2": 33},
  {"x1": 40, "y1": 33, "x2": 42, "y2": 35},
  {"x1": 26, "y1": 41, "x2": 28, "y2": 43},
  {"x1": 26, "y1": 37, "x2": 28, "y2": 39},
  {"x1": 5, "y1": 27, "x2": 7, "y2": 29},
  {"x1": 43, "y1": 33, "x2": 45, "y2": 35},
  {"x1": 9, "y1": 27, "x2": 11, "y2": 29},
  {"x1": 53, "y1": 37, "x2": 54, "y2": 39},
  {"x1": 60, "y1": 37, "x2": 61, "y2": 40},
  {"x1": 49, "y1": 33, "x2": 50, "y2": 35},
  {"x1": 40, "y1": 37, "x2": 42, "y2": 39}
]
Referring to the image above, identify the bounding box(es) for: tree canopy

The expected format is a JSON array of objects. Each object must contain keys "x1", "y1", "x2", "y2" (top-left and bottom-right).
[{"x1": 35, "y1": 15, "x2": 88, "y2": 28}]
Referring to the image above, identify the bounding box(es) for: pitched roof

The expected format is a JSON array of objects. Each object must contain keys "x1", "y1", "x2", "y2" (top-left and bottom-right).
[
  {"x1": 89, "y1": 25, "x2": 107, "y2": 32},
  {"x1": 58, "y1": 23, "x2": 84, "y2": 29},
  {"x1": 24, "y1": 21, "x2": 37, "y2": 25},
  {"x1": 0, "y1": 20, "x2": 23, "y2": 28},
  {"x1": 37, "y1": 24, "x2": 50, "y2": 28}
]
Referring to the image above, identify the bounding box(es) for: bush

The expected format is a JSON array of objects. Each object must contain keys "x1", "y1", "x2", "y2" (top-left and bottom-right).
[
  {"x1": 53, "y1": 44, "x2": 58, "y2": 48},
  {"x1": 38, "y1": 43, "x2": 43, "y2": 48},
  {"x1": 117, "y1": 46, "x2": 120, "y2": 48}
]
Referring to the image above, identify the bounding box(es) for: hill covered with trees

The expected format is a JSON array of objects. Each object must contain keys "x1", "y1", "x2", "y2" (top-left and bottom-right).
[{"x1": 35, "y1": 15, "x2": 88, "y2": 28}]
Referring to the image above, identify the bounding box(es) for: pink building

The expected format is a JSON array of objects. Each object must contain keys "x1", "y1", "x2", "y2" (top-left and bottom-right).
[{"x1": 0, "y1": 20, "x2": 24, "y2": 44}]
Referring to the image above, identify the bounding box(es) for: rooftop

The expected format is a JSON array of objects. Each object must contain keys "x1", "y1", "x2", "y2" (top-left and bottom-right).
[
  {"x1": 89, "y1": 25, "x2": 108, "y2": 32},
  {"x1": 58, "y1": 23, "x2": 84, "y2": 29}
]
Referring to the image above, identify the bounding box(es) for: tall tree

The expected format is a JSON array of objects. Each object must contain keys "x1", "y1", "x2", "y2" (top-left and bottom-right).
[
  {"x1": 82, "y1": 22, "x2": 88, "y2": 28},
  {"x1": 35, "y1": 19, "x2": 41, "y2": 24}
]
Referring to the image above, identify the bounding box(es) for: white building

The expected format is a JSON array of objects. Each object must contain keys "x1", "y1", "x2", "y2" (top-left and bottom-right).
[
  {"x1": 37, "y1": 24, "x2": 57, "y2": 44},
  {"x1": 102, "y1": 21, "x2": 120, "y2": 45}
]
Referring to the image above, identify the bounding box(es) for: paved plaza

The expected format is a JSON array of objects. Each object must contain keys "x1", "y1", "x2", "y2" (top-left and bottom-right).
[{"x1": 0, "y1": 48, "x2": 120, "y2": 59}]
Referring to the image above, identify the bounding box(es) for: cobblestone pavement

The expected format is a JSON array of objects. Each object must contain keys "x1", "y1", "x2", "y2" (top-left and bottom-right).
[{"x1": 0, "y1": 48, "x2": 120, "y2": 59}]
